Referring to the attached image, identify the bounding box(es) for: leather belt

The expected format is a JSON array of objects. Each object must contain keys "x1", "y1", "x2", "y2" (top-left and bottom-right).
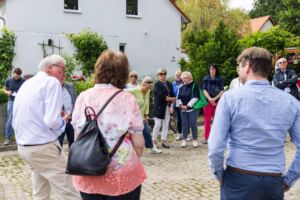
[{"x1": 227, "y1": 166, "x2": 282, "y2": 177}]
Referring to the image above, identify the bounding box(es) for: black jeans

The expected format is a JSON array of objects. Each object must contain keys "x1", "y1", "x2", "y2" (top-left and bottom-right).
[
  {"x1": 174, "y1": 107, "x2": 182, "y2": 133},
  {"x1": 80, "y1": 185, "x2": 142, "y2": 200},
  {"x1": 58, "y1": 121, "x2": 74, "y2": 148}
]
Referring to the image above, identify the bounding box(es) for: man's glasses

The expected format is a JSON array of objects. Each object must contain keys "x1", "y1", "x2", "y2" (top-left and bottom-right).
[
  {"x1": 159, "y1": 73, "x2": 167, "y2": 76},
  {"x1": 130, "y1": 75, "x2": 137, "y2": 78},
  {"x1": 53, "y1": 64, "x2": 66, "y2": 72},
  {"x1": 279, "y1": 61, "x2": 287, "y2": 64}
]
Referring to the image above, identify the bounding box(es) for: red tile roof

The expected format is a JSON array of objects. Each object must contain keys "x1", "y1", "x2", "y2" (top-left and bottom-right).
[{"x1": 250, "y1": 15, "x2": 275, "y2": 32}]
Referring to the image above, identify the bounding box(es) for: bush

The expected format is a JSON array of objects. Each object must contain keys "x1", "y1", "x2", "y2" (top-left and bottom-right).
[
  {"x1": 0, "y1": 27, "x2": 16, "y2": 85},
  {"x1": 74, "y1": 79, "x2": 94, "y2": 94},
  {"x1": 67, "y1": 30, "x2": 108, "y2": 75},
  {"x1": 0, "y1": 89, "x2": 8, "y2": 104}
]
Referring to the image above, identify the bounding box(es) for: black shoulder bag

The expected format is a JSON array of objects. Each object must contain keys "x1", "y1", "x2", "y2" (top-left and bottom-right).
[{"x1": 66, "y1": 90, "x2": 125, "y2": 176}]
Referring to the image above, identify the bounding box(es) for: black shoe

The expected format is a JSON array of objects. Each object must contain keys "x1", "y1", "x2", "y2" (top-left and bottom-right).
[
  {"x1": 162, "y1": 143, "x2": 170, "y2": 149},
  {"x1": 202, "y1": 140, "x2": 208, "y2": 145}
]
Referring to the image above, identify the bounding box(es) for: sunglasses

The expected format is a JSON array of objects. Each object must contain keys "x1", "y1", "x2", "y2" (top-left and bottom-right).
[
  {"x1": 130, "y1": 75, "x2": 137, "y2": 78},
  {"x1": 145, "y1": 82, "x2": 153, "y2": 84},
  {"x1": 159, "y1": 73, "x2": 167, "y2": 76},
  {"x1": 279, "y1": 61, "x2": 286, "y2": 64}
]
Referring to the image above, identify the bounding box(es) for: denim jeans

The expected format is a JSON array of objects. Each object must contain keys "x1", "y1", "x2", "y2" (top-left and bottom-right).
[
  {"x1": 221, "y1": 168, "x2": 284, "y2": 200},
  {"x1": 5, "y1": 100, "x2": 14, "y2": 140},
  {"x1": 181, "y1": 109, "x2": 198, "y2": 140},
  {"x1": 143, "y1": 122, "x2": 153, "y2": 148},
  {"x1": 58, "y1": 122, "x2": 74, "y2": 148},
  {"x1": 174, "y1": 107, "x2": 182, "y2": 134}
]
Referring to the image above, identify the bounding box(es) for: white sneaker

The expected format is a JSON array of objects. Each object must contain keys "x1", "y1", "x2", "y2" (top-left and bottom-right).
[
  {"x1": 181, "y1": 140, "x2": 187, "y2": 148},
  {"x1": 150, "y1": 146, "x2": 162, "y2": 154},
  {"x1": 186, "y1": 137, "x2": 191, "y2": 142},
  {"x1": 192, "y1": 140, "x2": 199, "y2": 148},
  {"x1": 175, "y1": 134, "x2": 182, "y2": 141}
]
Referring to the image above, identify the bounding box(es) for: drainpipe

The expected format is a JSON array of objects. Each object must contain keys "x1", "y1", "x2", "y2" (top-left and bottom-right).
[{"x1": 0, "y1": 16, "x2": 6, "y2": 26}]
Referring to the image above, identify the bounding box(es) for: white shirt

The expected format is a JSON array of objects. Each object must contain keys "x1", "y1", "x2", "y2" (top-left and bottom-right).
[
  {"x1": 62, "y1": 86, "x2": 73, "y2": 113},
  {"x1": 229, "y1": 77, "x2": 243, "y2": 90},
  {"x1": 12, "y1": 72, "x2": 66, "y2": 145}
]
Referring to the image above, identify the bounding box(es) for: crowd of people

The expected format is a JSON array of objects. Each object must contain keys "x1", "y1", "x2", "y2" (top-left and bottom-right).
[{"x1": 2, "y1": 46, "x2": 300, "y2": 199}]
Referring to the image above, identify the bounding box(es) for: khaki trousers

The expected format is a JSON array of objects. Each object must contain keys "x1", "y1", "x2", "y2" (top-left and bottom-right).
[{"x1": 18, "y1": 140, "x2": 81, "y2": 200}]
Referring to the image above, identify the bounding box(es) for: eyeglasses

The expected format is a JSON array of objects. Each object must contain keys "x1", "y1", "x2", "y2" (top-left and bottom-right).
[
  {"x1": 159, "y1": 73, "x2": 167, "y2": 76},
  {"x1": 130, "y1": 75, "x2": 137, "y2": 78},
  {"x1": 279, "y1": 61, "x2": 287, "y2": 64},
  {"x1": 144, "y1": 82, "x2": 153, "y2": 84},
  {"x1": 52, "y1": 64, "x2": 66, "y2": 72}
]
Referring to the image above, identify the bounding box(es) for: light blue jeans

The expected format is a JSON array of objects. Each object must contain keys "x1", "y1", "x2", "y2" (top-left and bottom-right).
[{"x1": 5, "y1": 100, "x2": 14, "y2": 140}]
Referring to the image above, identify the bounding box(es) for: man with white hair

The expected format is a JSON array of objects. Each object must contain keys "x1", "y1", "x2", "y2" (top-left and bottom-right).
[
  {"x1": 273, "y1": 57, "x2": 299, "y2": 99},
  {"x1": 12, "y1": 55, "x2": 81, "y2": 200}
]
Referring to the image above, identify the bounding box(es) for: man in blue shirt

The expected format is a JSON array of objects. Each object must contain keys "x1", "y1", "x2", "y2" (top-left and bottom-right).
[{"x1": 208, "y1": 47, "x2": 300, "y2": 200}]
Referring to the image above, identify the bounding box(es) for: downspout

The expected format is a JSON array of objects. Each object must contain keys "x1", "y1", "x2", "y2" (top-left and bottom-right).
[{"x1": 0, "y1": 16, "x2": 6, "y2": 26}]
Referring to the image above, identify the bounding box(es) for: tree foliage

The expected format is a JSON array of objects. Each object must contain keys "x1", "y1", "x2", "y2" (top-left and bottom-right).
[
  {"x1": 279, "y1": 0, "x2": 300, "y2": 36},
  {"x1": 67, "y1": 30, "x2": 108, "y2": 75},
  {"x1": 239, "y1": 26, "x2": 298, "y2": 54},
  {"x1": 184, "y1": 21, "x2": 241, "y2": 85},
  {"x1": 176, "y1": 0, "x2": 249, "y2": 44},
  {"x1": 249, "y1": 0, "x2": 300, "y2": 36},
  {"x1": 249, "y1": 0, "x2": 284, "y2": 23},
  {"x1": 0, "y1": 27, "x2": 15, "y2": 85}
]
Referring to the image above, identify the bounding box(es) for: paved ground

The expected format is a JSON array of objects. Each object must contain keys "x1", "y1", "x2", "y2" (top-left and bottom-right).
[{"x1": 0, "y1": 132, "x2": 300, "y2": 200}]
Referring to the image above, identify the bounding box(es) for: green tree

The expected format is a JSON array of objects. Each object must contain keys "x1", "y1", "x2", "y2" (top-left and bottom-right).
[
  {"x1": 184, "y1": 21, "x2": 241, "y2": 85},
  {"x1": 0, "y1": 27, "x2": 15, "y2": 85},
  {"x1": 279, "y1": 0, "x2": 300, "y2": 36},
  {"x1": 239, "y1": 26, "x2": 297, "y2": 54},
  {"x1": 67, "y1": 30, "x2": 108, "y2": 75},
  {"x1": 249, "y1": 0, "x2": 300, "y2": 36},
  {"x1": 249, "y1": 0, "x2": 284, "y2": 23},
  {"x1": 176, "y1": 0, "x2": 249, "y2": 42}
]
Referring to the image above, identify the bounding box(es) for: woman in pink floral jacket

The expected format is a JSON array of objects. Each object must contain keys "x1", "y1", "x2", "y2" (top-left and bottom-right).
[{"x1": 71, "y1": 50, "x2": 146, "y2": 200}]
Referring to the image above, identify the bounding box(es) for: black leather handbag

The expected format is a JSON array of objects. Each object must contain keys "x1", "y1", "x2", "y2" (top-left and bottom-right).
[{"x1": 66, "y1": 90, "x2": 125, "y2": 176}]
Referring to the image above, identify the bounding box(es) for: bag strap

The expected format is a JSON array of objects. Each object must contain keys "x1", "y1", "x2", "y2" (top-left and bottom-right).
[
  {"x1": 94, "y1": 89, "x2": 125, "y2": 158},
  {"x1": 96, "y1": 90, "x2": 122, "y2": 118},
  {"x1": 110, "y1": 133, "x2": 126, "y2": 158}
]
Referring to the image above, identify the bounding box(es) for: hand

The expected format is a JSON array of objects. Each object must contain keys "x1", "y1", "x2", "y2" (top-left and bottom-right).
[
  {"x1": 144, "y1": 116, "x2": 149, "y2": 123},
  {"x1": 218, "y1": 179, "x2": 223, "y2": 186},
  {"x1": 169, "y1": 107, "x2": 174, "y2": 114},
  {"x1": 6, "y1": 91, "x2": 12, "y2": 96},
  {"x1": 63, "y1": 113, "x2": 71, "y2": 122},
  {"x1": 284, "y1": 184, "x2": 290, "y2": 192}
]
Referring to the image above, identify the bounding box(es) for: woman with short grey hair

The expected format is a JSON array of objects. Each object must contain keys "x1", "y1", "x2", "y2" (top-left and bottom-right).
[{"x1": 177, "y1": 71, "x2": 200, "y2": 148}]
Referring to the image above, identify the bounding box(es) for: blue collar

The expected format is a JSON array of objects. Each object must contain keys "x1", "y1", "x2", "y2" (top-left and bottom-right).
[{"x1": 245, "y1": 80, "x2": 270, "y2": 86}]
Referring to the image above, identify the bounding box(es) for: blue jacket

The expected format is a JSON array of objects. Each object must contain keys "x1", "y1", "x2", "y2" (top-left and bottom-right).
[{"x1": 202, "y1": 75, "x2": 224, "y2": 98}]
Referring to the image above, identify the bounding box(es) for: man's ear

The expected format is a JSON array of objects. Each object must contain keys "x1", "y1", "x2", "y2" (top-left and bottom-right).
[{"x1": 44, "y1": 65, "x2": 52, "y2": 74}]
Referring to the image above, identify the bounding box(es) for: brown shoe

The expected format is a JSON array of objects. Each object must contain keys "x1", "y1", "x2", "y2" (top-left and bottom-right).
[{"x1": 162, "y1": 143, "x2": 170, "y2": 149}]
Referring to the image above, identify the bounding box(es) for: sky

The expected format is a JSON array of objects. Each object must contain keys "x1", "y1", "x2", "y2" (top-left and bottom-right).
[{"x1": 228, "y1": 0, "x2": 254, "y2": 11}]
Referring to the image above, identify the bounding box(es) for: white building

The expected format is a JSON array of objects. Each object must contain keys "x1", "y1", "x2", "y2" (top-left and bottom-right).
[{"x1": 0, "y1": 0, "x2": 190, "y2": 77}]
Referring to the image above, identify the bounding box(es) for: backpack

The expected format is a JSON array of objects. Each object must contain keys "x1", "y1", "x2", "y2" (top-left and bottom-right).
[{"x1": 66, "y1": 90, "x2": 125, "y2": 176}]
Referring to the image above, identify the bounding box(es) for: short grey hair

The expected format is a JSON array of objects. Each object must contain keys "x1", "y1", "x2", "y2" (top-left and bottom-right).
[
  {"x1": 37, "y1": 54, "x2": 66, "y2": 71},
  {"x1": 157, "y1": 68, "x2": 167, "y2": 75},
  {"x1": 181, "y1": 71, "x2": 193, "y2": 80}
]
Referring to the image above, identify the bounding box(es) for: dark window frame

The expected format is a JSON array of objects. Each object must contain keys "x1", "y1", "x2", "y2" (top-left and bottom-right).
[
  {"x1": 64, "y1": 0, "x2": 79, "y2": 11},
  {"x1": 126, "y1": 0, "x2": 138, "y2": 15}
]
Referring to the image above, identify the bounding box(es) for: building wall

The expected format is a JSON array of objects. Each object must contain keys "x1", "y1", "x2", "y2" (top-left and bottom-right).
[
  {"x1": 2, "y1": 0, "x2": 182, "y2": 77},
  {"x1": 260, "y1": 20, "x2": 274, "y2": 32}
]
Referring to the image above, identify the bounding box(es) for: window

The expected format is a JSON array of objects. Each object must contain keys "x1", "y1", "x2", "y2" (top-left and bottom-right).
[
  {"x1": 126, "y1": 0, "x2": 138, "y2": 15},
  {"x1": 64, "y1": 0, "x2": 78, "y2": 10},
  {"x1": 119, "y1": 43, "x2": 126, "y2": 53}
]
